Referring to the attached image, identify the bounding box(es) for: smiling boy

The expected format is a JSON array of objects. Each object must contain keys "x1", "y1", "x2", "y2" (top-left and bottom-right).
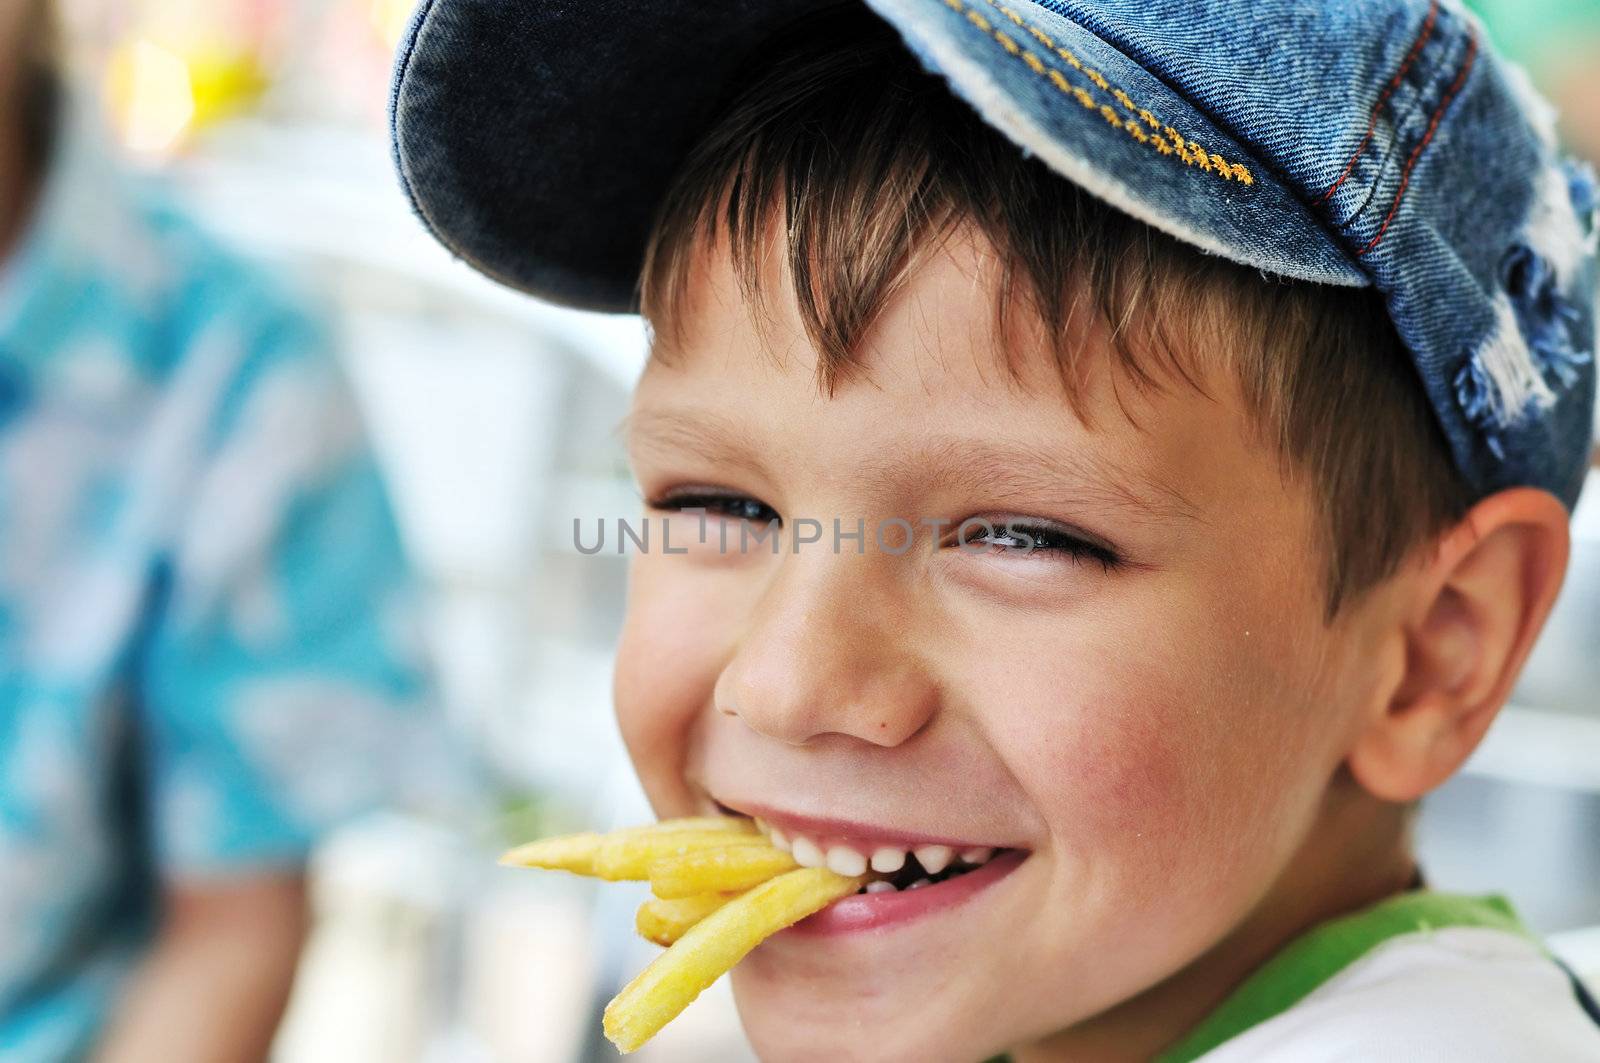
[{"x1": 393, "y1": 0, "x2": 1599, "y2": 1059}]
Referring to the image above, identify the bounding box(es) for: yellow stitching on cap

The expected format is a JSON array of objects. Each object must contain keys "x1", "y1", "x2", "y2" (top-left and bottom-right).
[{"x1": 945, "y1": 0, "x2": 1255, "y2": 187}]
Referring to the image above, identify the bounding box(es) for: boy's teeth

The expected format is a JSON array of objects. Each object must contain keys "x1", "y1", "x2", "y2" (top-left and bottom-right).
[
  {"x1": 870, "y1": 847, "x2": 907, "y2": 873},
  {"x1": 826, "y1": 846, "x2": 868, "y2": 876},
  {"x1": 790, "y1": 836, "x2": 825, "y2": 868},
  {"x1": 761, "y1": 826, "x2": 1004, "y2": 877},
  {"x1": 907, "y1": 878, "x2": 932, "y2": 890},
  {"x1": 864, "y1": 880, "x2": 896, "y2": 894}
]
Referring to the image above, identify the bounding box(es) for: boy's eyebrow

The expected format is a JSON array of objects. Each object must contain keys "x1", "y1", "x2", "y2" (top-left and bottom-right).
[
  {"x1": 620, "y1": 408, "x2": 776, "y2": 484},
  {"x1": 878, "y1": 437, "x2": 1202, "y2": 527},
  {"x1": 622, "y1": 408, "x2": 1200, "y2": 525}
]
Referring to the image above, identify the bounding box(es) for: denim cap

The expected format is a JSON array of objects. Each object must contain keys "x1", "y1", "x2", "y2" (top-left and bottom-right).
[{"x1": 390, "y1": 0, "x2": 1598, "y2": 508}]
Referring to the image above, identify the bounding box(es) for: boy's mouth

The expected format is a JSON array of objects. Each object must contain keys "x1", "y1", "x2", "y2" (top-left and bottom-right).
[{"x1": 712, "y1": 797, "x2": 1029, "y2": 903}]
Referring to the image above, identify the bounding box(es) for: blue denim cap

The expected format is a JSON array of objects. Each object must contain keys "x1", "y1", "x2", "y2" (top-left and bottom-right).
[{"x1": 390, "y1": 0, "x2": 1598, "y2": 508}]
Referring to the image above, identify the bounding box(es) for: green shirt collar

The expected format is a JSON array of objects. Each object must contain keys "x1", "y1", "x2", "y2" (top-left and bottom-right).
[{"x1": 1154, "y1": 891, "x2": 1533, "y2": 1063}]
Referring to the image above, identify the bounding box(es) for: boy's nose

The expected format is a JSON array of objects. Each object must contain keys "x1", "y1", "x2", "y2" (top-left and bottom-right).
[{"x1": 712, "y1": 557, "x2": 938, "y2": 748}]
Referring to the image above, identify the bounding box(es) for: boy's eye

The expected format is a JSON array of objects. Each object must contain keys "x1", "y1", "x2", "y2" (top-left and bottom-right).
[
  {"x1": 648, "y1": 490, "x2": 780, "y2": 525},
  {"x1": 955, "y1": 521, "x2": 1122, "y2": 571}
]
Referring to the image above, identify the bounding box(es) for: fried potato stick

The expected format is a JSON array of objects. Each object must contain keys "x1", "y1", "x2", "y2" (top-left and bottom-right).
[
  {"x1": 593, "y1": 835, "x2": 774, "y2": 881},
  {"x1": 649, "y1": 845, "x2": 799, "y2": 898},
  {"x1": 499, "y1": 816, "x2": 757, "y2": 876},
  {"x1": 635, "y1": 892, "x2": 741, "y2": 947},
  {"x1": 604, "y1": 867, "x2": 865, "y2": 1052}
]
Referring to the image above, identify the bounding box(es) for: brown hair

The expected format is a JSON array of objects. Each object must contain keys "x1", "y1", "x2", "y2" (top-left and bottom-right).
[{"x1": 639, "y1": 6, "x2": 1474, "y2": 617}]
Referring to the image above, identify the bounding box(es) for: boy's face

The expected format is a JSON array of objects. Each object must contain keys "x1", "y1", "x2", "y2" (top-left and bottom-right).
[{"x1": 615, "y1": 227, "x2": 1397, "y2": 1061}]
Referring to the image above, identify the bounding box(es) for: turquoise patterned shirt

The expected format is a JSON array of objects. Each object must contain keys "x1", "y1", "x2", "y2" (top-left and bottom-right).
[{"x1": 0, "y1": 115, "x2": 439, "y2": 1061}]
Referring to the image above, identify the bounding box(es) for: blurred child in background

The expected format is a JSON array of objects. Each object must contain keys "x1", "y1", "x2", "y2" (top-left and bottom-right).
[{"x1": 0, "y1": 3, "x2": 442, "y2": 1060}]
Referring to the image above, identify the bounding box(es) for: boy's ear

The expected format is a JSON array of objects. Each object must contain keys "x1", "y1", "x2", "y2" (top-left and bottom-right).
[{"x1": 1348, "y1": 487, "x2": 1571, "y2": 803}]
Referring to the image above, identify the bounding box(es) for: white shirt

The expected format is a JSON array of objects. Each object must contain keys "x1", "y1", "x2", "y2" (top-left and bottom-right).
[
  {"x1": 1152, "y1": 892, "x2": 1600, "y2": 1063},
  {"x1": 1202, "y1": 926, "x2": 1600, "y2": 1062}
]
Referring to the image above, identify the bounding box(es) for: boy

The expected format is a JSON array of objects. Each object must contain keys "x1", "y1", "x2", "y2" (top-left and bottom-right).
[
  {"x1": 392, "y1": 0, "x2": 1599, "y2": 1058},
  {"x1": 1, "y1": 4, "x2": 441, "y2": 1060}
]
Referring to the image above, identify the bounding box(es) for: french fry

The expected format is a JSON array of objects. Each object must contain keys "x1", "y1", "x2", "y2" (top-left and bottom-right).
[
  {"x1": 615, "y1": 816, "x2": 760, "y2": 838},
  {"x1": 593, "y1": 833, "x2": 773, "y2": 881},
  {"x1": 502, "y1": 816, "x2": 857, "y2": 1051},
  {"x1": 498, "y1": 831, "x2": 606, "y2": 875},
  {"x1": 649, "y1": 845, "x2": 800, "y2": 898},
  {"x1": 635, "y1": 892, "x2": 742, "y2": 946},
  {"x1": 604, "y1": 867, "x2": 865, "y2": 1053},
  {"x1": 499, "y1": 816, "x2": 756, "y2": 876}
]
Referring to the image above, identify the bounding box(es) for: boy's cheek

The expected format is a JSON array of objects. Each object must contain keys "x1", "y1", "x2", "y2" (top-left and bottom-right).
[
  {"x1": 613, "y1": 560, "x2": 737, "y2": 814},
  {"x1": 994, "y1": 606, "x2": 1335, "y2": 882}
]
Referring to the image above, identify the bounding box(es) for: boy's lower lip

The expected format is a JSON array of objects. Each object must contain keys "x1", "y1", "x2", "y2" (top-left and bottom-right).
[{"x1": 783, "y1": 849, "x2": 1027, "y2": 937}]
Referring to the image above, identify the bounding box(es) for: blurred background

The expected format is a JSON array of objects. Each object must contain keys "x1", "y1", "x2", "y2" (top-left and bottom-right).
[{"x1": 7, "y1": 1, "x2": 1599, "y2": 1061}]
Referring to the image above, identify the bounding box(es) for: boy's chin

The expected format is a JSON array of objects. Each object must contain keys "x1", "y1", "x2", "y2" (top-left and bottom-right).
[{"x1": 730, "y1": 956, "x2": 994, "y2": 1063}]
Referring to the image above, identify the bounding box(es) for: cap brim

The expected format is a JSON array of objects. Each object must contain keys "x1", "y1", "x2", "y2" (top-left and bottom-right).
[{"x1": 390, "y1": 0, "x2": 1369, "y2": 313}]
